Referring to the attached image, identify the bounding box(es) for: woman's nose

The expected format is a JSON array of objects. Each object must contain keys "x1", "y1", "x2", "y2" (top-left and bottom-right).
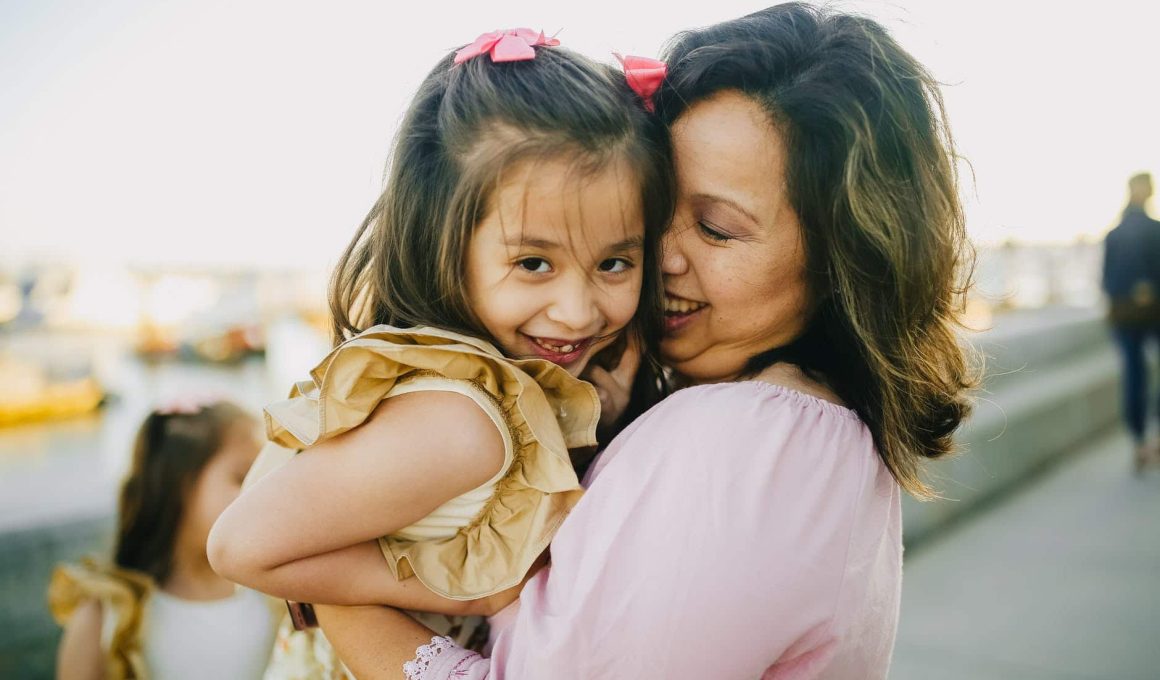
[{"x1": 661, "y1": 226, "x2": 689, "y2": 276}]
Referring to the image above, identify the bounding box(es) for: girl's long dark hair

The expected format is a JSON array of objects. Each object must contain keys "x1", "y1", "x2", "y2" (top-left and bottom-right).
[
  {"x1": 114, "y1": 402, "x2": 250, "y2": 584},
  {"x1": 657, "y1": 4, "x2": 978, "y2": 497},
  {"x1": 328, "y1": 42, "x2": 675, "y2": 418}
]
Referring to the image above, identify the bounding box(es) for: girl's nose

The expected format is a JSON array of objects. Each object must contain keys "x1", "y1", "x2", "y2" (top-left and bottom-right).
[{"x1": 546, "y1": 279, "x2": 600, "y2": 333}]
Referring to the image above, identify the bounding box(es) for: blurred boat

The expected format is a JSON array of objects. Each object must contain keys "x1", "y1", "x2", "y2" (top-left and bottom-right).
[
  {"x1": 0, "y1": 359, "x2": 104, "y2": 427},
  {"x1": 135, "y1": 322, "x2": 265, "y2": 364}
]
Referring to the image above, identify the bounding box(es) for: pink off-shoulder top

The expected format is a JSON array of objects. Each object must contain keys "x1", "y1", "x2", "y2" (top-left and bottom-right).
[{"x1": 404, "y1": 381, "x2": 903, "y2": 680}]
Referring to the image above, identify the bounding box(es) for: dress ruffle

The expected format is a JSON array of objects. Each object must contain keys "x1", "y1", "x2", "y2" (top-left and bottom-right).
[
  {"x1": 48, "y1": 559, "x2": 152, "y2": 680},
  {"x1": 263, "y1": 325, "x2": 599, "y2": 600}
]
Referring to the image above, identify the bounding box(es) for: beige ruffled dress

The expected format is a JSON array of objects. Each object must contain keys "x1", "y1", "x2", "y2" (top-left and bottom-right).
[
  {"x1": 249, "y1": 325, "x2": 600, "y2": 677},
  {"x1": 48, "y1": 560, "x2": 153, "y2": 679}
]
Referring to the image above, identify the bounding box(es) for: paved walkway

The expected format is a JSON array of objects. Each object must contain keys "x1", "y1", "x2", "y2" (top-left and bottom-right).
[{"x1": 891, "y1": 431, "x2": 1160, "y2": 679}]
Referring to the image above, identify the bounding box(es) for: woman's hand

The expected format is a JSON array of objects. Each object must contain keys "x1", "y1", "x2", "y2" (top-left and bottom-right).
[{"x1": 583, "y1": 335, "x2": 641, "y2": 431}]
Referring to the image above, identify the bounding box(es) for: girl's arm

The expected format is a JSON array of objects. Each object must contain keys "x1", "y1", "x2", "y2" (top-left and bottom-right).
[
  {"x1": 56, "y1": 599, "x2": 104, "y2": 680},
  {"x1": 207, "y1": 389, "x2": 506, "y2": 610}
]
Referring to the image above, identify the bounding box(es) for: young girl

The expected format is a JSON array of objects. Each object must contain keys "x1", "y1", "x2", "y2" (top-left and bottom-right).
[
  {"x1": 207, "y1": 27, "x2": 671, "y2": 673},
  {"x1": 50, "y1": 399, "x2": 278, "y2": 680}
]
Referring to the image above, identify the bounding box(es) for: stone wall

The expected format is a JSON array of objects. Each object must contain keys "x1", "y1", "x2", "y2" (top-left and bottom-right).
[{"x1": 903, "y1": 308, "x2": 1122, "y2": 543}]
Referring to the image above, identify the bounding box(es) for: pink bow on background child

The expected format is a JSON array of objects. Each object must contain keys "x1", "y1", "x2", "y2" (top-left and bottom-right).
[
  {"x1": 616, "y1": 53, "x2": 667, "y2": 112},
  {"x1": 156, "y1": 393, "x2": 223, "y2": 415},
  {"x1": 455, "y1": 28, "x2": 560, "y2": 65}
]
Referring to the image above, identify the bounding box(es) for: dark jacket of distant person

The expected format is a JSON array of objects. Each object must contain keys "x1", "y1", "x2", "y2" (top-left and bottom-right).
[{"x1": 1102, "y1": 205, "x2": 1160, "y2": 324}]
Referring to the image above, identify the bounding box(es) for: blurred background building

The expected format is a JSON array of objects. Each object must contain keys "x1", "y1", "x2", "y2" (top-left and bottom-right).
[{"x1": 1, "y1": 1, "x2": 1158, "y2": 678}]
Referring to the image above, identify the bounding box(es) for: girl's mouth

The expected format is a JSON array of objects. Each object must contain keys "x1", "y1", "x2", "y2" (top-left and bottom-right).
[
  {"x1": 664, "y1": 294, "x2": 708, "y2": 333},
  {"x1": 522, "y1": 334, "x2": 594, "y2": 366}
]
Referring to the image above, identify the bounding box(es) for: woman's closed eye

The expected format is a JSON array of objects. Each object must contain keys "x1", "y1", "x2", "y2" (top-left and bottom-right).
[
  {"x1": 517, "y1": 257, "x2": 552, "y2": 274},
  {"x1": 698, "y1": 221, "x2": 733, "y2": 243}
]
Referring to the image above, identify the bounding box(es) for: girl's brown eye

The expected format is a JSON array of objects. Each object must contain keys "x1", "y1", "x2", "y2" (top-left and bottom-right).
[
  {"x1": 599, "y1": 258, "x2": 632, "y2": 274},
  {"x1": 517, "y1": 257, "x2": 552, "y2": 273}
]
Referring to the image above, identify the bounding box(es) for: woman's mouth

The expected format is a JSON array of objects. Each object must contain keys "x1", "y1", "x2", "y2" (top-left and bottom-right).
[
  {"x1": 522, "y1": 334, "x2": 594, "y2": 366},
  {"x1": 664, "y1": 294, "x2": 708, "y2": 333}
]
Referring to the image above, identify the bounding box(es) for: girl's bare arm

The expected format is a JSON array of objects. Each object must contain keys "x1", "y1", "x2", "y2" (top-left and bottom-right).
[
  {"x1": 56, "y1": 599, "x2": 104, "y2": 680},
  {"x1": 207, "y1": 390, "x2": 505, "y2": 603}
]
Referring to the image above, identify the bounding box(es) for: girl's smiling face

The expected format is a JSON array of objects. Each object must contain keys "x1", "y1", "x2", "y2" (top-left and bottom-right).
[{"x1": 466, "y1": 156, "x2": 645, "y2": 376}]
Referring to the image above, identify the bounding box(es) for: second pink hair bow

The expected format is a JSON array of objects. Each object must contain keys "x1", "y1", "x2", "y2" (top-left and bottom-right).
[
  {"x1": 455, "y1": 28, "x2": 560, "y2": 65},
  {"x1": 616, "y1": 53, "x2": 667, "y2": 112}
]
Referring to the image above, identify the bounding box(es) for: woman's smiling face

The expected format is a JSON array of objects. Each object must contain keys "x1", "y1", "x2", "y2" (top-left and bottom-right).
[{"x1": 661, "y1": 90, "x2": 811, "y2": 384}]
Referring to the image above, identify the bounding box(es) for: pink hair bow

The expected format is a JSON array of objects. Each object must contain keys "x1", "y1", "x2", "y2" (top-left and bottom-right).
[
  {"x1": 156, "y1": 393, "x2": 223, "y2": 415},
  {"x1": 616, "y1": 53, "x2": 667, "y2": 112},
  {"x1": 455, "y1": 28, "x2": 560, "y2": 65}
]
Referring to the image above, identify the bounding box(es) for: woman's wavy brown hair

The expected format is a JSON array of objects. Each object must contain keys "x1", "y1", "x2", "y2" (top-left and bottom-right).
[{"x1": 656, "y1": 3, "x2": 978, "y2": 497}]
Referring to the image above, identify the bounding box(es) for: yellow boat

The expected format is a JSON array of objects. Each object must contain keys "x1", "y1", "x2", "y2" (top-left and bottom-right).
[{"x1": 0, "y1": 360, "x2": 104, "y2": 427}]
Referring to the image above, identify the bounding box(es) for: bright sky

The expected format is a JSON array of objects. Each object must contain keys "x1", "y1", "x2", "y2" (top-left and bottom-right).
[{"x1": 1, "y1": 0, "x2": 1158, "y2": 268}]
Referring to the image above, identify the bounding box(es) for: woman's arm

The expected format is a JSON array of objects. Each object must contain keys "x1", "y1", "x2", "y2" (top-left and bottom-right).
[
  {"x1": 249, "y1": 540, "x2": 536, "y2": 616},
  {"x1": 207, "y1": 389, "x2": 505, "y2": 605},
  {"x1": 316, "y1": 605, "x2": 447, "y2": 680},
  {"x1": 56, "y1": 599, "x2": 104, "y2": 680}
]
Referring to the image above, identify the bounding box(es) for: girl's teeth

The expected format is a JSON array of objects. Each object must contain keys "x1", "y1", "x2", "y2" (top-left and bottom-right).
[{"x1": 533, "y1": 338, "x2": 580, "y2": 353}]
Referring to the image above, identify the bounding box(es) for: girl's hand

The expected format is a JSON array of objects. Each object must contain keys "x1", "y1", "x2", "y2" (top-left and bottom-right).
[{"x1": 584, "y1": 335, "x2": 641, "y2": 430}]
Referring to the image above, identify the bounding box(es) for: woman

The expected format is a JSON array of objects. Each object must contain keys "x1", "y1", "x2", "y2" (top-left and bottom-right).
[{"x1": 314, "y1": 4, "x2": 975, "y2": 678}]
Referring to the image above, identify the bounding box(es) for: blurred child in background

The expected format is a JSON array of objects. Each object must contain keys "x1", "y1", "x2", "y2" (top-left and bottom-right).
[{"x1": 50, "y1": 399, "x2": 279, "y2": 680}]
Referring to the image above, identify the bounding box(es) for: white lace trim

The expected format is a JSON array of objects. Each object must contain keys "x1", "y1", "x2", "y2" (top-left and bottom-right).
[{"x1": 403, "y1": 636, "x2": 456, "y2": 680}]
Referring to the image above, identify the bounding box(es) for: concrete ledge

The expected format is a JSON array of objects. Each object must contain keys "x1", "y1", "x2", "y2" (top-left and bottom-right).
[{"x1": 903, "y1": 308, "x2": 1122, "y2": 544}]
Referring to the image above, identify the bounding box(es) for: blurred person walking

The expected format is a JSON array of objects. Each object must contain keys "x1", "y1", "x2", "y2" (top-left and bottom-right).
[
  {"x1": 1103, "y1": 172, "x2": 1160, "y2": 473},
  {"x1": 49, "y1": 399, "x2": 279, "y2": 679}
]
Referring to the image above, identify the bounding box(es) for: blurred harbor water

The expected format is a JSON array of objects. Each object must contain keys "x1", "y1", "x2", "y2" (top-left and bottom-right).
[{"x1": 0, "y1": 317, "x2": 330, "y2": 532}]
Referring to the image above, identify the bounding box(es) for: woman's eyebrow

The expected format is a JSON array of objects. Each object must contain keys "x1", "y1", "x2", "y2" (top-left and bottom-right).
[{"x1": 691, "y1": 192, "x2": 761, "y2": 224}]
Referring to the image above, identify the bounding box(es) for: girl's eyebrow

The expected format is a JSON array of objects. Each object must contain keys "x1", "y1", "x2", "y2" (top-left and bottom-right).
[
  {"x1": 606, "y1": 235, "x2": 644, "y2": 253},
  {"x1": 505, "y1": 236, "x2": 561, "y2": 249},
  {"x1": 504, "y1": 235, "x2": 644, "y2": 252}
]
